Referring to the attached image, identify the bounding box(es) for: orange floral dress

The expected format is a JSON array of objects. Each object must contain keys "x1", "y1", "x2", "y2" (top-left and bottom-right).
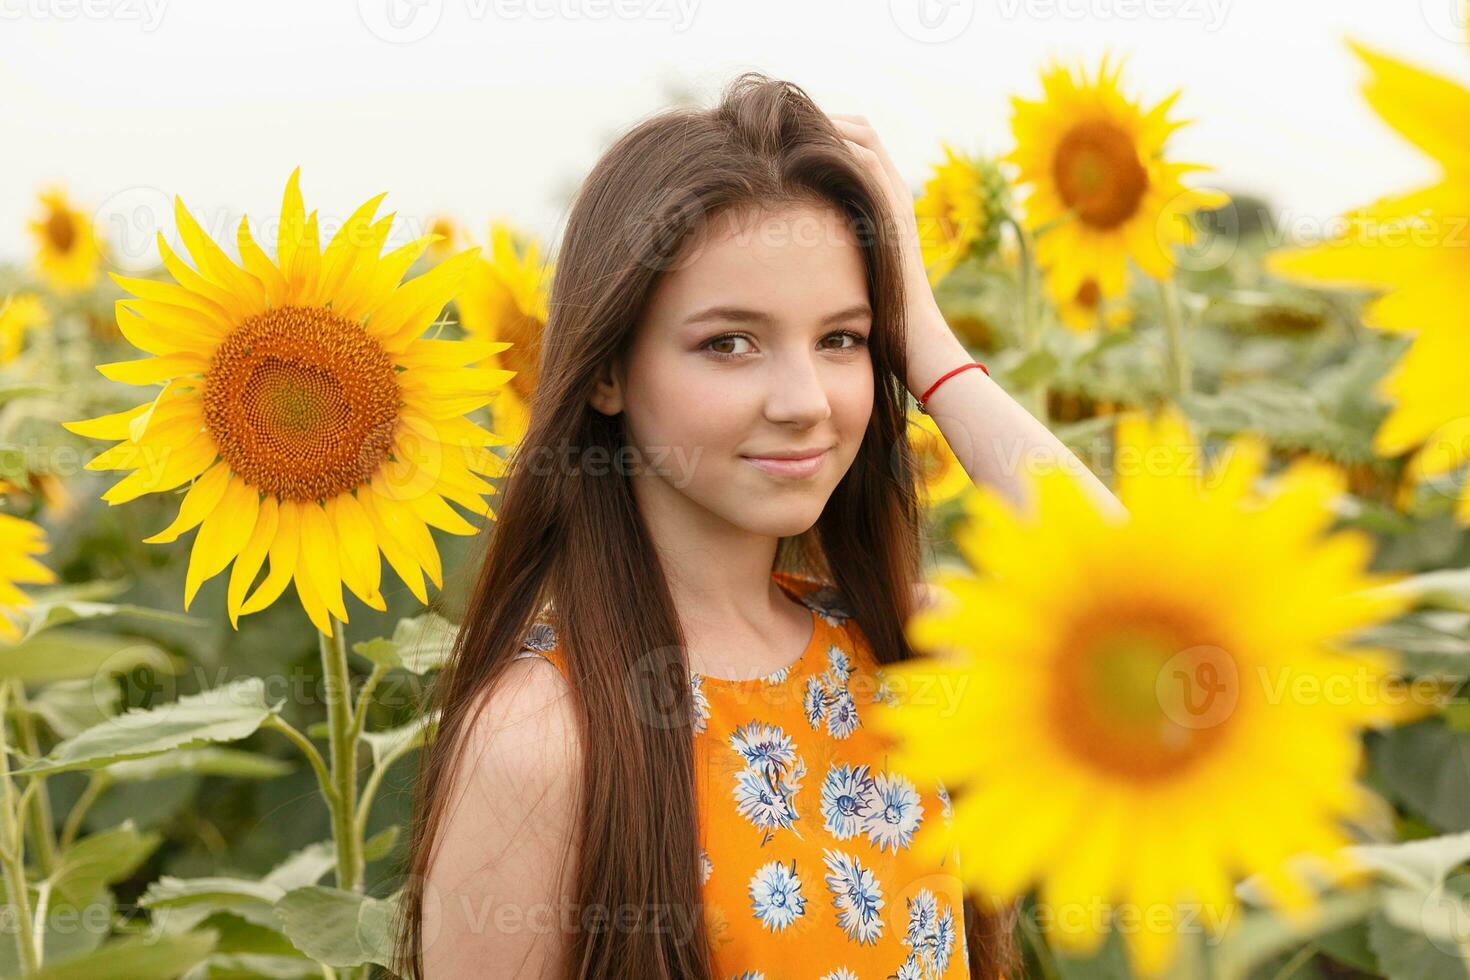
[{"x1": 513, "y1": 570, "x2": 972, "y2": 980}]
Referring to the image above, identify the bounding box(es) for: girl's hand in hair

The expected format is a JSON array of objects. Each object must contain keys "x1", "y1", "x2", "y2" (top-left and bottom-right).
[{"x1": 828, "y1": 112, "x2": 940, "y2": 330}]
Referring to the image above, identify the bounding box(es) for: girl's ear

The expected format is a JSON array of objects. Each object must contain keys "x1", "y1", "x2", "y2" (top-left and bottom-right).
[{"x1": 588, "y1": 358, "x2": 625, "y2": 416}]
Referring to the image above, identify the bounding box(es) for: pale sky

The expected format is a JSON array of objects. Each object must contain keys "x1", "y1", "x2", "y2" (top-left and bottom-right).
[{"x1": 1, "y1": 0, "x2": 1465, "y2": 266}]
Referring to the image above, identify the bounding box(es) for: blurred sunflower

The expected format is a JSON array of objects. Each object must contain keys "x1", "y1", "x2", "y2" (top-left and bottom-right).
[
  {"x1": 426, "y1": 214, "x2": 466, "y2": 264},
  {"x1": 908, "y1": 411, "x2": 971, "y2": 508},
  {"x1": 0, "y1": 293, "x2": 49, "y2": 364},
  {"x1": 63, "y1": 170, "x2": 515, "y2": 636},
  {"x1": 0, "y1": 506, "x2": 56, "y2": 643},
  {"x1": 914, "y1": 144, "x2": 1011, "y2": 285},
  {"x1": 28, "y1": 188, "x2": 102, "y2": 293},
  {"x1": 1056, "y1": 277, "x2": 1130, "y2": 333},
  {"x1": 871, "y1": 406, "x2": 1429, "y2": 977},
  {"x1": 1009, "y1": 54, "x2": 1227, "y2": 310},
  {"x1": 1267, "y1": 41, "x2": 1470, "y2": 523},
  {"x1": 455, "y1": 222, "x2": 551, "y2": 444}
]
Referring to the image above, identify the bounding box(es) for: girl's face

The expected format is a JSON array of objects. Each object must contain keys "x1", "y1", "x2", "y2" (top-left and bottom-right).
[{"x1": 592, "y1": 200, "x2": 875, "y2": 539}]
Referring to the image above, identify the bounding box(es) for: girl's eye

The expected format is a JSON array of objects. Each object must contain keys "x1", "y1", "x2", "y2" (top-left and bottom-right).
[
  {"x1": 701, "y1": 330, "x2": 868, "y2": 360},
  {"x1": 823, "y1": 330, "x2": 869, "y2": 352},
  {"x1": 703, "y1": 334, "x2": 755, "y2": 359}
]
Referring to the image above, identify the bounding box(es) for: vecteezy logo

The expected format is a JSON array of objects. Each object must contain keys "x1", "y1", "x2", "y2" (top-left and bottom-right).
[
  {"x1": 1422, "y1": 0, "x2": 1470, "y2": 43},
  {"x1": 1158, "y1": 644, "x2": 1238, "y2": 730},
  {"x1": 889, "y1": 0, "x2": 975, "y2": 42},
  {"x1": 358, "y1": 0, "x2": 443, "y2": 43}
]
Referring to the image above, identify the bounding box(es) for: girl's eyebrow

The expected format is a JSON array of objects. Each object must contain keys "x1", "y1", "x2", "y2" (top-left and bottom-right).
[{"x1": 681, "y1": 303, "x2": 872, "y2": 327}]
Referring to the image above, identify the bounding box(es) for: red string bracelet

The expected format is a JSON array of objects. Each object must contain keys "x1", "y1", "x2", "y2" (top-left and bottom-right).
[{"x1": 916, "y1": 361, "x2": 989, "y2": 414}]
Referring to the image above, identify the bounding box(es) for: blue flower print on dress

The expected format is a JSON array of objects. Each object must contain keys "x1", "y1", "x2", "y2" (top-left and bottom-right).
[
  {"x1": 699, "y1": 848, "x2": 713, "y2": 885},
  {"x1": 822, "y1": 849, "x2": 885, "y2": 945},
  {"x1": 826, "y1": 645, "x2": 853, "y2": 681},
  {"x1": 826, "y1": 686, "x2": 860, "y2": 739},
  {"x1": 730, "y1": 722, "x2": 807, "y2": 844},
  {"x1": 730, "y1": 722, "x2": 798, "y2": 774},
  {"x1": 761, "y1": 662, "x2": 793, "y2": 685},
  {"x1": 803, "y1": 676, "x2": 827, "y2": 728},
  {"x1": 803, "y1": 644, "x2": 861, "y2": 740},
  {"x1": 748, "y1": 858, "x2": 806, "y2": 931},
  {"x1": 865, "y1": 772, "x2": 924, "y2": 854},
  {"x1": 895, "y1": 959, "x2": 924, "y2": 980},
  {"x1": 819, "y1": 969, "x2": 858, "y2": 980},
  {"x1": 690, "y1": 672, "x2": 711, "y2": 735},
  {"x1": 729, "y1": 973, "x2": 765, "y2": 980},
  {"x1": 901, "y1": 889, "x2": 958, "y2": 978},
  {"x1": 820, "y1": 763, "x2": 874, "y2": 841},
  {"x1": 733, "y1": 767, "x2": 800, "y2": 835}
]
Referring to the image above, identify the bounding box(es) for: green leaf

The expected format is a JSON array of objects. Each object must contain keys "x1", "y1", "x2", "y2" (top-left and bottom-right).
[
  {"x1": 363, "y1": 825, "x2": 400, "y2": 863},
  {"x1": 140, "y1": 876, "x2": 285, "y2": 930},
  {"x1": 27, "y1": 677, "x2": 122, "y2": 738},
  {"x1": 273, "y1": 886, "x2": 396, "y2": 968},
  {"x1": 1356, "y1": 611, "x2": 1470, "y2": 679},
  {"x1": 1312, "y1": 917, "x2": 1379, "y2": 972},
  {"x1": 49, "y1": 820, "x2": 162, "y2": 907},
  {"x1": 1344, "y1": 831, "x2": 1470, "y2": 893},
  {"x1": 19, "y1": 599, "x2": 205, "y2": 643},
  {"x1": 1367, "y1": 568, "x2": 1470, "y2": 614},
  {"x1": 262, "y1": 842, "x2": 336, "y2": 893},
  {"x1": 12, "y1": 676, "x2": 284, "y2": 776},
  {"x1": 351, "y1": 612, "x2": 458, "y2": 674},
  {"x1": 361, "y1": 713, "x2": 435, "y2": 768},
  {"x1": 1005, "y1": 347, "x2": 1060, "y2": 388},
  {"x1": 104, "y1": 747, "x2": 294, "y2": 782},
  {"x1": 0, "y1": 629, "x2": 176, "y2": 683},
  {"x1": 28, "y1": 929, "x2": 217, "y2": 980},
  {"x1": 0, "y1": 891, "x2": 114, "y2": 977},
  {"x1": 1367, "y1": 909, "x2": 1470, "y2": 980},
  {"x1": 1368, "y1": 721, "x2": 1470, "y2": 833},
  {"x1": 1210, "y1": 890, "x2": 1380, "y2": 980}
]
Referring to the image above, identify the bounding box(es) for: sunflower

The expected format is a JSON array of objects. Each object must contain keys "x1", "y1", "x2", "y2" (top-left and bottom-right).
[
  {"x1": 914, "y1": 144, "x2": 1011, "y2": 286},
  {"x1": 63, "y1": 170, "x2": 515, "y2": 636},
  {"x1": 28, "y1": 188, "x2": 102, "y2": 293},
  {"x1": 1267, "y1": 41, "x2": 1470, "y2": 523},
  {"x1": 908, "y1": 411, "x2": 971, "y2": 508},
  {"x1": 1056, "y1": 277, "x2": 1130, "y2": 333},
  {"x1": 1009, "y1": 54, "x2": 1227, "y2": 310},
  {"x1": 426, "y1": 214, "x2": 466, "y2": 264},
  {"x1": 870, "y1": 406, "x2": 1430, "y2": 978},
  {"x1": 0, "y1": 505, "x2": 56, "y2": 643},
  {"x1": 0, "y1": 293, "x2": 49, "y2": 364},
  {"x1": 455, "y1": 222, "x2": 552, "y2": 444}
]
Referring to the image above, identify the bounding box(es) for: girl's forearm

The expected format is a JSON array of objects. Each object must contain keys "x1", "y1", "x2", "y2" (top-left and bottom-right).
[{"x1": 906, "y1": 303, "x2": 1129, "y2": 522}]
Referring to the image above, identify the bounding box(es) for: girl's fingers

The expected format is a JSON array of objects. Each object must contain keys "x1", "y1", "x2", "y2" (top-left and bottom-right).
[{"x1": 836, "y1": 123, "x2": 911, "y2": 211}]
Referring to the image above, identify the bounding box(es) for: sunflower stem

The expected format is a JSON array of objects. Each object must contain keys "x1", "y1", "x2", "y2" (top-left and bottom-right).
[
  {"x1": 59, "y1": 772, "x2": 109, "y2": 852},
  {"x1": 9, "y1": 684, "x2": 58, "y2": 876},
  {"x1": 1007, "y1": 216, "x2": 1050, "y2": 426},
  {"x1": 319, "y1": 619, "x2": 363, "y2": 895},
  {"x1": 262, "y1": 716, "x2": 337, "y2": 809},
  {"x1": 1159, "y1": 277, "x2": 1192, "y2": 398},
  {"x1": 0, "y1": 681, "x2": 43, "y2": 975}
]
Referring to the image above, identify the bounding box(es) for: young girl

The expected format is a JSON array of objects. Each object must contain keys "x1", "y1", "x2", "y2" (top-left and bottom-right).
[{"x1": 393, "y1": 73, "x2": 1120, "y2": 980}]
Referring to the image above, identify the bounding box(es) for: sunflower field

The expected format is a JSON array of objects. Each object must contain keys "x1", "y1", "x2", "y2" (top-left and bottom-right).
[{"x1": 4, "y1": 27, "x2": 1470, "y2": 980}]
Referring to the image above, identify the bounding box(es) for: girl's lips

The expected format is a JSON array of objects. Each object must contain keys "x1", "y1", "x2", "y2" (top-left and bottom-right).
[{"x1": 741, "y1": 449, "x2": 828, "y2": 479}]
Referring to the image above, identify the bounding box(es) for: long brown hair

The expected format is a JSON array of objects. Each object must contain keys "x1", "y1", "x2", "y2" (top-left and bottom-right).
[{"x1": 391, "y1": 71, "x2": 1021, "y2": 980}]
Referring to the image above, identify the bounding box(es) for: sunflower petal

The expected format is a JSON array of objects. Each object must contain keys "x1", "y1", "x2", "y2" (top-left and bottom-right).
[
  {"x1": 240, "y1": 499, "x2": 301, "y2": 616},
  {"x1": 184, "y1": 477, "x2": 260, "y2": 610},
  {"x1": 143, "y1": 460, "x2": 233, "y2": 544},
  {"x1": 227, "y1": 496, "x2": 280, "y2": 627}
]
